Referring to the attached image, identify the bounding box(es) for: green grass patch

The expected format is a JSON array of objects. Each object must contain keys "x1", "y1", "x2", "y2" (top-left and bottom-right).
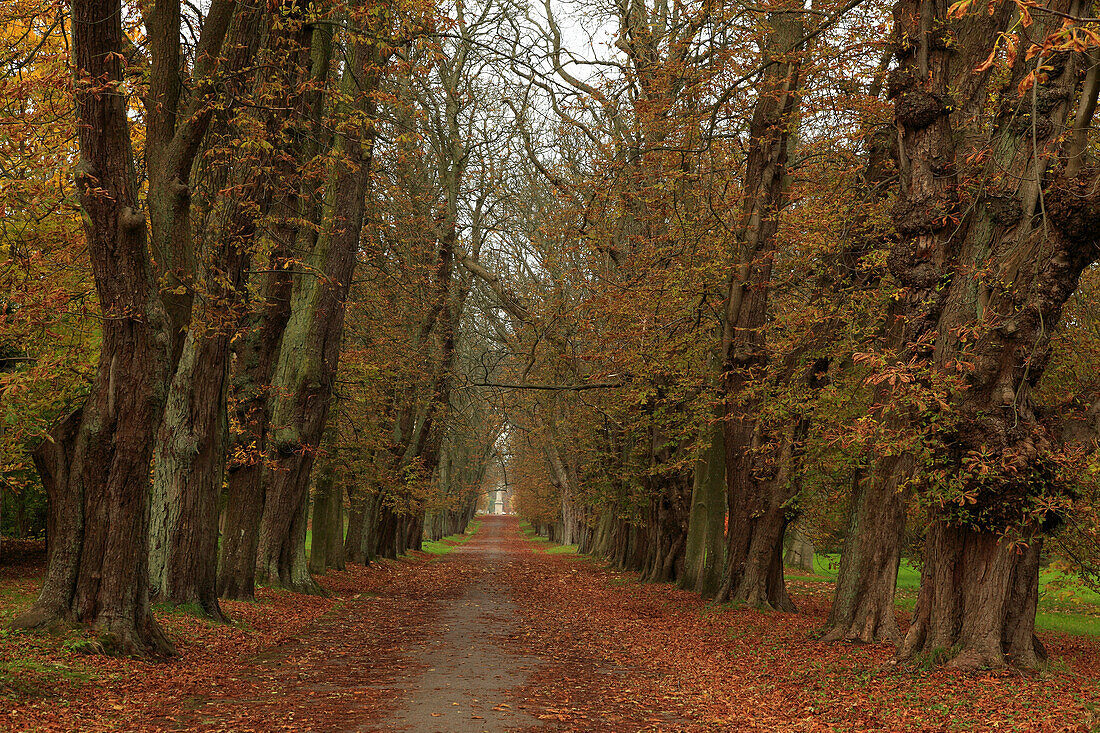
[
  {"x1": 0, "y1": 659, "x2": 97, "y2": 699},
  {"x1": 795, "y1": 553, "x2": 1100, "y2": 637},
  {"x1": 419, "y1": 519, "x2": 482, "y2": 556},
  {"x1": 0, "y1": 584, "x2": 41, "y2": 621},
  {"x1": 1036, "y1": 610, "x2": 1100, "y2": 637},
  {"x1": 544, "y1": 543, "x2": 579, "y2": 554},
  {"x1": 809, "y1": 553, "x2": 923, "y2": 588}
]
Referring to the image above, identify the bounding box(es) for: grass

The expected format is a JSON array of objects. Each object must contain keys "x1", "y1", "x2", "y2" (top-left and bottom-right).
[
  {"x1": 545, "y1": 543, "x2": 580, "y2": 554},
  {"x1": 517, "y1": 521, "x2": 578, "y2": 554},
  {"x1": 790, "y1": 553, "x2": 1100, "y2": 637},
  {"x1": 419, "y1": 519, "x2": 482, "y2": 556},
  {"x1": 0, "y1": 659, "x2": 97, "y2": 699},
  {"x1": 0, "y1": 583, "x2": 41, "y2": 622},
  {"x1": 805, "y1": 554, "x2": 922, "y2": 589},
  {"x1": 1035, "y1": 610, "x2": 1100, "y2": 637}
]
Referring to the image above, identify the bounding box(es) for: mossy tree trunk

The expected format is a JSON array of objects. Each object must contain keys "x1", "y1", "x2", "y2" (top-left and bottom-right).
[
  {"x1": 257, "y1": 34, "x2": 384, "y2": 592},
  {"x1": 150, "y1": 331, "x2": 233, "y2": 622},
  {"x1": 881, "y1": 0, "x2": 1099, "y2": 668},
  {"x1": 217, "y1": 8, "x2": 317, "y2": 601},
  {"x1": 148, "y1": 3, "x2": 264, "y2": 621},
  {"x1": 680, "y1": 419, "x2": 727, "y2": 597},
  {"x1": 309, "y1": 429, "x2": 346, "y2": 574}
]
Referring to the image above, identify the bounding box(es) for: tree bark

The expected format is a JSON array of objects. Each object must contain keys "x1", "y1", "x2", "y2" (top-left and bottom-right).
[
  {"x1": 900, "y1": 524, "x2": 1046, "y2": 668},
  {"x1": 821, "y1": 457, "x2": 907, "y2": 642},
  {"x1": 680, "y1": 421, "x2": 727, "y2": 596},
  {"x1": 344, "y1": 483, "x2": 372, "y2": 564},
  {"x1": 14, "y1": 0, "x2": 174, "y2": 656},
  {"x1": 881, "y1": 0, "x2": 1100, "y2": 667},
  {"x1": 257, "y1": 35, "x2": 383, "y2": 591},
  {"x1": 216, "y1": 10, "x2": 319, "y2": 600},
  {"x1": 147, "y1": 3, "x2": 265, "y2": 619},
  {"x1": 717, "y1": 6, "x2": 805, "y2": 611},
  {"x1": 784, "y1": 525, "x2": 814, "y2": 573},
  {"x1": 149, "y1": 331, "x2": 232, "y2": 622},
  {"x1": 309, "y1": 443, "x2": 346, "y2": 574},
  {"x1": 814, "y1": 87, "x2": 909, "y2": 645}
]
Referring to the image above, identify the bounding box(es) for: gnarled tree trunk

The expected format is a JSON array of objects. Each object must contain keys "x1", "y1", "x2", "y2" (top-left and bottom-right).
[
  {"x1": 14, "y1": 0, "x2": 175, "y2": 656},
  {"x1": 150, "y1": 330, "x2": 233, "y2": 622},
  {"x1": 880, "y1": 0, "x2": 1100, "y2": 668}
]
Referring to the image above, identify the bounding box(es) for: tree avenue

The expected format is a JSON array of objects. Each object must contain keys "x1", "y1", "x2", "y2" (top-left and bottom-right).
[{"x1": 2, "y1": 0, "x2": 1100, "y2": 695}]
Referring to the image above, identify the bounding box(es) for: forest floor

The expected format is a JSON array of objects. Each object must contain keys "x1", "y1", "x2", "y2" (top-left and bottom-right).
[{"x1": 0, "y1": 517, "x2": 1099, "y2": 732}]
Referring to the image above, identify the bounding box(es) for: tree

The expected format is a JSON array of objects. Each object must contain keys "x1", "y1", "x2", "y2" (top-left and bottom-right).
[
  {"x1": 148, "y1": 1, "x2": 266, "y2": 622},
  {"x1": 716, "y1": 4, "x2": 808, "y2": 611},
  {"x1": 256, "y1": 25, "x2": 388, "y2": 591},
  {"x1": 218, "y1": 7, "x2": 333, "y2": 600},
  {"x1": 877, "y1": 0, "x2": 1100, "y2": 668},
  {"x1": 15, "y1": 0, "x2": 244, "y2": 656}
]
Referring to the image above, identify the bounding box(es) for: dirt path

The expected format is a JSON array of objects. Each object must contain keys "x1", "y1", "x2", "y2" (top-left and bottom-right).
[
  {"x1": 379, "y1": 518, "x2": 540, "y2": 732},
  {"x1": 162, "y1": 517, "x2": 558, "y2": 732}
]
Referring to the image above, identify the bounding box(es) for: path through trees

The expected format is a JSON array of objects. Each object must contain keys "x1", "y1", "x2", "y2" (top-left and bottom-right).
[
  {"x1": 4, "y1": 0, "x2": 1100, "y2": 721},
  {"x1": 4, "y1": 517, "x2": 1096, "y2": 731}
]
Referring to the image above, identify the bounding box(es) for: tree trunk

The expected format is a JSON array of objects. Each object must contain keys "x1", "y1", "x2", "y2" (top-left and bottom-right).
[
  {"x1": 149, "y1": 331, "x2": 231, "y2": 622},
  {"x1": 308, "y1": 449, "x2": 345, "y2": 574},
  {"x1": 256, "y1": 33, "x2": 380, "y2": 591},
  {"x1": 147, "y1": 2, "x2": 263, "y2": 620},
  {"x1": 680, "y1": 420, "x2": 727, "y2": 596},
  {"x1": 899, "y1": 525, "x2": 1045, "y2": 669},
  {"x1": 217, "y1": 251, "x2": 295, "y2": 600},
  {"x1": 344, "y1": 484, "x2": 370, "y2": 564},
  {"x1": 216, "y1": 12, "x2": 320, "y2": 600},
  {"x1": 409, "y1": 513, "x2": 424, "y2": 553},
  {"x1": 328, "y1": 489, "x2": 346, "y2": 570},
  {"x1": 804, "y1": 64, "x2": 903, "y2": 646},
  {"x1": 720, "y1": 422, "x2": 800, "y2": 612},
  {"x1": 717, "y1": 6, "x2": 805, "y2": 611},
  {"x1": 640, "y1": 469, "x2": 690, "y2": 584},
  {"x1": 784, "y1": 524, "x2": 814, "y2": 573},
  {"x1": 375, "y1": 500, "x2": 395, "y2": 560},
  {"x1": 821, "y1": 454, "x2": 907, "y2": 642},
  {"x1": 13, "y1": 0, "x2": 174, "y2": 656},
  {"x1": 880, "y1": 0, "x2": 1099, "y2": 667}
]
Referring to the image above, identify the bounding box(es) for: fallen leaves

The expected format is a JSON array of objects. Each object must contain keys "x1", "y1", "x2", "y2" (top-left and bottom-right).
[
  {"x1": 505, "y1": 522, "x2": 1100, "y2": 732},
  {"x1": 2, "y1": 518, "x2": 1100, "y2": 732},
  {"x1": 0, "y1": 556, "x2": 454, "y2": 732}
]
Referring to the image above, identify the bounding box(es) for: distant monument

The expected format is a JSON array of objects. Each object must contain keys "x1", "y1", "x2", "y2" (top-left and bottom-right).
[{"x1": 488, "y1": 487, "x2": 514, "y2": 515}]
